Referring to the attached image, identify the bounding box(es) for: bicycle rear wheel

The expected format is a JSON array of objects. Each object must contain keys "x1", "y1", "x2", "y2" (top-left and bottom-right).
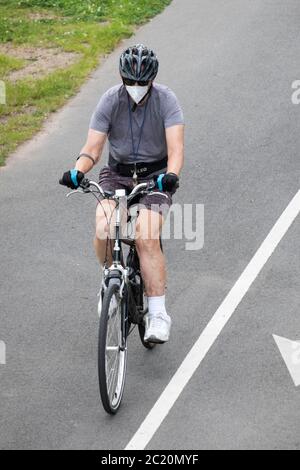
[
  {"x1": 126, "y1": 245, "x2": 156, "y2": 350},
  {"x1": 98, "y1": 281, "x2": 127, "y2": 414}
]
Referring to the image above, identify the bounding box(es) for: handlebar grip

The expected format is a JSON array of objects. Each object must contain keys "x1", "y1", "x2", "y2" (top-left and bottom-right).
[{"x1": 59, "y1": 177, "x2": 89, "y2": 189}]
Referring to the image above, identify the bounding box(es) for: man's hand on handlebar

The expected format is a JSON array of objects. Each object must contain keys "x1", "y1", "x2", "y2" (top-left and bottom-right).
[
  {"x1": 59, "y1": 170, "x2": 179, "y2": 195},
  {"x1": 154, "y1": 172, "x2": 179, "y2": 192},
  {"x1": 59, "y1": 169, "x2": 85, "y2": 189}
]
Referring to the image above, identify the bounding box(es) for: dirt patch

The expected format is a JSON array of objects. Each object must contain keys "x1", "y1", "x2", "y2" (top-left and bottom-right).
[
  {"x1": 27, "y1": 12, "x2": 58, "y2": 21},
  {"x1": 0, "y1": 116, "x2": 8, "y2": 125},
  {"x1": 0, "y1": 44, "x2": 80, "y2": 81},
  {"x1": 0, "y1": 105, "x2": 37, "y2": 125}
]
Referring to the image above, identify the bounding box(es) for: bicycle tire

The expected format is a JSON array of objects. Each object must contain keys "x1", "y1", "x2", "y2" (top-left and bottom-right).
[{"x1": 98, "y1": 281, "x2": 127, "y2": 414}]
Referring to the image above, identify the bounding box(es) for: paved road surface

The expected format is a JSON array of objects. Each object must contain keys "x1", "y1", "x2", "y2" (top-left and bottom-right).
[{"x1": 0, "y1": 0, "x2": 300, "y2": 450}]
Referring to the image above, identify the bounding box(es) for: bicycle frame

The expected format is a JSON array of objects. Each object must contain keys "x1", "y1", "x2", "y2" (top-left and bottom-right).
[
  {"x1": 64, "y1": 177, "x2": 161, "y2": 413},
  {"x1": 66, "y1": 178, "x2": 154, "y2": 317}
]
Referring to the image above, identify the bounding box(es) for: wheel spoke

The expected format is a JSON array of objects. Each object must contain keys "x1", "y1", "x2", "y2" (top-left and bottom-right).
[
  {"x1": 106, "y1": 296, "x2": 120, "y2": 346},
  {"x1": 108, "y1": 352, "x2": 119, "y2": 397},
  {"x1": 105, "y1": 294, "x2": 122, "y2": 402}
]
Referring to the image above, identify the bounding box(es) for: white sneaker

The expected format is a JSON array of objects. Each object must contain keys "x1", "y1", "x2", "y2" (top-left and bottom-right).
[{"x1": 144, "y1": 312, "x2": 171, "y2": 344}]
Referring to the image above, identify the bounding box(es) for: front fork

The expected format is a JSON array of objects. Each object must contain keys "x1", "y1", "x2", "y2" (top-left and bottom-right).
[{"x1": 103, "y1": 265, "x2": 129, "y2": 350}]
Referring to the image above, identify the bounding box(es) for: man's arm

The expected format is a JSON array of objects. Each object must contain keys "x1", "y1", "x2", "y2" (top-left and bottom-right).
[
  {"x1": 75, "y1": 129, "x2": 107, "y2": 174},
  {"x1": 166, "y1": 124, "x2": 184, "y2": 176}
]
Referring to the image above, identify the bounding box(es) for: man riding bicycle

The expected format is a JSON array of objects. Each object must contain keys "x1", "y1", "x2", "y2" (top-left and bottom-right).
[{"x1": 60, "y1": 44, "x2": 184, "y2": 343}]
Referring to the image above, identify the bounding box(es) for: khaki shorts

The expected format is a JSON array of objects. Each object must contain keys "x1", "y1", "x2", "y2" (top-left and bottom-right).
[{"x1": 98, "y1": 165, "x2": 174, "y2": 217}]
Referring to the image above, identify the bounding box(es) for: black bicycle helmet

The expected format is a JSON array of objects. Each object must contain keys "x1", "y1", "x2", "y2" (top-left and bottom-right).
[{"x1": 119, "y1": 44, "x2": 159, "y2": 82}]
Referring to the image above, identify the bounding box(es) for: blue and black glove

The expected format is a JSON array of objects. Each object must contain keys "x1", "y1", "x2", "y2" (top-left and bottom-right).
[
  {"x1": 155, "y1": 172, "x2": 179, "y2": 192},
  {"x1": 59, "y1": 169, "x2": 84, "y2": 189}
]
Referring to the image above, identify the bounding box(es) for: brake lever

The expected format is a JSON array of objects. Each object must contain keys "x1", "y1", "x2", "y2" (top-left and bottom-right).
[
  {"x1": 147, "y1": 179, "x2": 156, "y2": 191},
  {"x1": 66, "y1": 188, "x2": 85, "y2": 198}
]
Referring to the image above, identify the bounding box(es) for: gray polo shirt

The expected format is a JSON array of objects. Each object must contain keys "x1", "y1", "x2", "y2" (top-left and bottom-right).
[{"x1": 89, "y1": 83, "x2": 184, "y2": 165}]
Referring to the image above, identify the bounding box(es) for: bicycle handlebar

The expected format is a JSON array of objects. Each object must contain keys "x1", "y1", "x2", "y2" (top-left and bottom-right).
[{"x1": 64, "y1": 177, "x2": 157, "y2": 200}]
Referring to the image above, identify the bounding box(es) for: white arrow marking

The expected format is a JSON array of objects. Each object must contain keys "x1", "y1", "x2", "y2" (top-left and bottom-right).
[{"x1": 273, "y1": 335, "x2": 300, "y2": 387}]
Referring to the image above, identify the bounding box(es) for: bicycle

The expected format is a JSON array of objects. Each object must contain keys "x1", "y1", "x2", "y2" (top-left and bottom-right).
[{"x1": 65, "y1": 177, "x2": 162, "y2": 414}]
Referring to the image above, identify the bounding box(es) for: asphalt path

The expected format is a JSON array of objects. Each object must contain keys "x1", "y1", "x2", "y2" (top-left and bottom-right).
[{"x1": 0, "y1": 0, "x2": 300, "y2": 450}]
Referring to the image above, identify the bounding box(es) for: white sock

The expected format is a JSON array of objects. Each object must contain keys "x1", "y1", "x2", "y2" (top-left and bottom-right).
[{"x1": 148, "y1": 295, "x2": 167, "y2": 316}]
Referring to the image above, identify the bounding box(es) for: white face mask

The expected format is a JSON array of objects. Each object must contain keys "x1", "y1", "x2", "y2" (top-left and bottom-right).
[{"x1": 125, "y1": 85, "x2": 149, "y2": 104}]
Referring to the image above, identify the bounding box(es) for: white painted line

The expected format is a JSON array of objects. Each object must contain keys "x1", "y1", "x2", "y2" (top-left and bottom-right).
[
  {"x1": 0, "y1": 340, "x2": 6, "y2": 365},
  {"x1": 126, "y1": 190, "x2": 300, "y2": 450}
]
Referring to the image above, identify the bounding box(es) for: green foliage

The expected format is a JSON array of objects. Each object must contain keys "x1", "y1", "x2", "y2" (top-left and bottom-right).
[
  {"x1": 5, "y1": 0, "x2": 109, "y2": 20},
  {"x1": 0, "y1": 54, "x2": 25, "y2": 77},
  {"x1": 0, "y1": 0, "x2": 172, "y2": 165}
]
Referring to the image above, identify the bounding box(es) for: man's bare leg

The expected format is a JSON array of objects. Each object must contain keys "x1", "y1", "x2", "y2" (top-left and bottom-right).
[
  {"x1": 135, "y1": 208, "x2": 171, "y2": 343},
  {"x1": 135, "y1": 208, "x2": 166, "y2": 296}
]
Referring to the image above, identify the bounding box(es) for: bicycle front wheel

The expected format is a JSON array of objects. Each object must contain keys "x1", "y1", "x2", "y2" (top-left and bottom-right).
[{"x1": 98, "y1": 281, "x2": 127, "y2": 414}]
